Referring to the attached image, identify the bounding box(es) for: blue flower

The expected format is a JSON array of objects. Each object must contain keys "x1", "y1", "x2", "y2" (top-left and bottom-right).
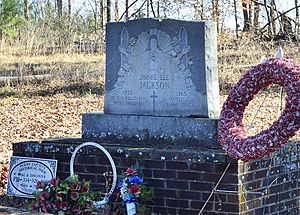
[
  {"x1": 129, "y1": 176, "x2": 143, "y2": 185},
  {"x1": 117, "y1": 181, "x2": 123, "y2": 189}
]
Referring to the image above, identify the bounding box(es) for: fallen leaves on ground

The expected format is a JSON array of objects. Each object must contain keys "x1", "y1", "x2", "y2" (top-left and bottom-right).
[
  {"x1": 221, "y1": 92, "x2": 300, "y2": 139},
  {"x1": 0, "y1": 92, "x2": 299, "y2": 166},
  {"x1": 0, "y1": 94, "x2": 102, "y2": 164}
]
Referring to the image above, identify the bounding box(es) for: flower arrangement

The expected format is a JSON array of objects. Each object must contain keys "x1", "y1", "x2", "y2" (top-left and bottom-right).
[
  {"x1": 0, "y1": 165, "x2": 9, "y2": 191},
  {"x1": 219, "y1": 58, "x2": 300, "y2": 161},
  {"x1": 32, "y1": 175, "x2": 94, "y2": 214},
  {"x1": 115, "y1": 162, "x2": 153, "y2": 214}
]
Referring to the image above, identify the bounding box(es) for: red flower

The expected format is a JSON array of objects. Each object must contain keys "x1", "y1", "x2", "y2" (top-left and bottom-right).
[
  {"x1": 128, "y1": 185, "x2": 140, "y2": 194},
  {"x1": 42, "y1": 203, "x2": 52, "y2": 213},
  {"x1": 70, "y1": 191, "x2": 79, "y2": 201},
  {"x1": 36, "y1": 181, "x2": 45, "y2": 189},
  {"x1": 82, "y1": 210, "x2": 92, "y2": 215},
  {"x1": 2, "y1": 165, "x2": 9, "y2": 172},
  {"x1": 49, "y1": 178, "x2": 59, "y2": 186},
  {"x1": 55, "y1": 193, "x2": 64, "y2": 200},
  {"x1": 1, "y1": 172, "x2": 8, "y2": 181},
  {"x1": 31, "y1": 203, "x2": 40, "y2": 211},
  {"x1": 72, "y1": 204, "x2": 81, "y2": 214},
  {"x1": 70, "y1": 182, "x2": 81, "y2": 191},
  {"x1": 60, "y1": 201, "x2": 68, "y2": 211},
  {"x1": 81, "y1": 186, "x2": 89, "y2": 193},
  {"x1": 115, "y1": 192, "x2": 121, "y2": 200},
  {"x1": 52, "y1": 202, "x2": 60, "y2": 211},
  {"x1": 125, "y1": 168, "x2": 137, "y2": 176},
  {"x1": 40, "y1": 192, "x2": 50, "y2": 201}
]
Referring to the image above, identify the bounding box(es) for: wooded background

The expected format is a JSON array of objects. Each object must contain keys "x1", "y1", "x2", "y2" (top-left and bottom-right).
[{"x1": 0, "y1": 0, "x2": 299, "y2": 55}]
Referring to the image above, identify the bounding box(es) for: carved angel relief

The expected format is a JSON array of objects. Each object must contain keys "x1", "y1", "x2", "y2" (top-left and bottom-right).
[{"x1": 113, "y1": 27, "x2": 193, "y2": 90}]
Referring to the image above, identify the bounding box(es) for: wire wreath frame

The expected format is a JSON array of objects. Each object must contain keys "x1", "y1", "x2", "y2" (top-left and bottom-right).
[
  {"x1": 70, "y1": 142, "x2": 117, "y2": 208},
  {"x1": 218, "y1": 58, "x2": 300, "y2": 161}
]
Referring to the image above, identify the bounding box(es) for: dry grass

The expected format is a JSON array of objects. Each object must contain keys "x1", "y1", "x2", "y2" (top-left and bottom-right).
[
  {"x1": 0, "y1": 38, "x2": 105, "y2": 97},
  {"x1": 0, "y1": 52, "x2": 104, "y2": 76},
  {"x1": 218, "y1": 32, "x2": 300, "y2": 94}
]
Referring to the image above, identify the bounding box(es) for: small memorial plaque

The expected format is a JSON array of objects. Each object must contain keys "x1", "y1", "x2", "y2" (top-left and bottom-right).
[
  {"x1": 104, "y1": 19, "x2": 220, "y2": 117},
  {"x1": 7, "y1": 156, "x2": 57, "y2": 198}
]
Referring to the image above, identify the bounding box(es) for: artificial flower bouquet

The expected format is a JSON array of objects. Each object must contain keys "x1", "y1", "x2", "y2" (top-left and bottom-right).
[
  {"x1": 32, "y1": 175, "x2": 94, "y2": 215},
  {"x1": 116, "y1": 162, "x2": 153, "y2": 215}
]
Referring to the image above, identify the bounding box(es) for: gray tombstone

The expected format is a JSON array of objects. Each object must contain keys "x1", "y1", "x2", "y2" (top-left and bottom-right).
[{"x1": 104, "y1": 19, "x2": 220, "y2": 118}]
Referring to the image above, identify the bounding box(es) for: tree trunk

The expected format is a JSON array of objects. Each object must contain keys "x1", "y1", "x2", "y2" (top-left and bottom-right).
[
  {"x1": 107, "y1": 0, "x2": 111, "y2": 22},
  {"x1": 296, "y1": 0, "x2": 299, "y2": 33},
  {"x1": 273, "y1": 0, "x2": 282, "y2": 34},
  {"x1": 93, "y1": 0, "x2": 98, "y2": 34},
  {"x1": 248, "y1": 2, "x2": 252, "y2": 26},
  {"x1": 212, "y1": 0, "x2": 215, "y2": 21},
  {"x1": 263, "y1": 0, "x2": 272, "y2": 34},
  {"x1": 100, "y1": 0, "x2": 104, "y2": 31},
  {"x1": 24, "y1": 0, "x2": 29, "y2": 21},
  {"x1": 212, "y1": 0, "x2": 219, "y2": 32},
  {"x1": 150, "y1": 0, "x2": 156, "y2": 17},
  {"x1": 234, "y1": 0, "x2": 238, "y2": 38},
  {"x1": 270, "y1": 0, "x2": 276, "y2": 35},
  {"x1": 157, "y1": 1, "x2": 160, "y2": 17},
  {"x1": 68, "y1": 0, "x2": 72, "y2": 24},
  {"x1": 242, "y1": 2, "x2": 250, "y2": 31},
  {"x1": 146, "y1": 0, "x2": 149, "y2": 17},
  {"x1": 115, "y1": 0, "x2": 119, "y2": 21},
  {"x1": 201, "y1": 0, "x2": 204, "y2": 19},
  {"x1": 125, "y1": 0, "x2": 129, "y2": 21},
  {"x1": 57, "y1": 0, "x2": 62, "y2": 18},
  {"x1": 195, "y1": 0, "x2": 199, "y2": 20},
  {"x1": 253, "y1": 1, "x2": 260, "y2": 28}
]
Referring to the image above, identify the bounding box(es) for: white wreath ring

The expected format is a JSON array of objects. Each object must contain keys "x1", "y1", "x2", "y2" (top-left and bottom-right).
[{"x1": 70, "y1": 142, "x2": 117, "y2": 208}]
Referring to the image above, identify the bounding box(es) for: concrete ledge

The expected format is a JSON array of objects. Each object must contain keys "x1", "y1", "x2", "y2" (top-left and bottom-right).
[
  {"x1": 0, "y1": 206, "x2": 49, "y2": 214},
  {"x1": 82, "y1": 112, "x2": 220, "y2": 149},
  {"x1": 13, "y1": 139, "x2": 230, "y2": 163}
]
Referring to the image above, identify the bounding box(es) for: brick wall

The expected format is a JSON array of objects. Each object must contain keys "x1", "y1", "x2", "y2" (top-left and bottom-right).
[
  {"x1": 238, "y1": 143, "x2": 300, "y2": 215},
  {"x1": 13, "y1": 139, "x2": 300, "y2": 214}
]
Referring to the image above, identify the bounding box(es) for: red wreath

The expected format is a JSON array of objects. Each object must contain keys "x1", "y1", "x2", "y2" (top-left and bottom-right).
[{"x1": 219, "y1": 58, "x2": 300, "y2": 161}]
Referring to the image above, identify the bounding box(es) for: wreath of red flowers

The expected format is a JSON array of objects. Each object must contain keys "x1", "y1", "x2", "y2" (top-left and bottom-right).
[{"x1": 219, "y1": 58, "x2": 300, "y2": 161}]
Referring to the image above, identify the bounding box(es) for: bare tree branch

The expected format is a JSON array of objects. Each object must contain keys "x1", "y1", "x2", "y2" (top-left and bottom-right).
[
  {"x1": 250, "y1": 0, "x2": 300, "y2": 29},
  {"x1": 150, "y1": 0, "x2": 156, "y2": 17},
  {"x1": 118, "y1": 0, "x2": 139, "y2": 21},
  {"x1": 261, "y1": 4, "x2": 300, "y2": 30},
  {"x1": 128, "y1": 0, "x2": 147, "y2": 20}
]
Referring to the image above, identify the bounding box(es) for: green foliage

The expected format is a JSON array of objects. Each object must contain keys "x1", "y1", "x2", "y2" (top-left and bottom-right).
[
  {"x1": 0, "y1": 0, "x2": 23, "y2": 37},
  {"x1": 0, "y1": 86, "x2": 23, "y2": 98},
  {"x1": 139, "y1": 186, "x2": 154, "y2": 201}
]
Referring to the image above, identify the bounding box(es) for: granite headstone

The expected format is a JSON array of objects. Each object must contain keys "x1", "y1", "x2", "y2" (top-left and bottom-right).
[{"x1": 104, "y1": 19, "x2": 220, "y2": 118}]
